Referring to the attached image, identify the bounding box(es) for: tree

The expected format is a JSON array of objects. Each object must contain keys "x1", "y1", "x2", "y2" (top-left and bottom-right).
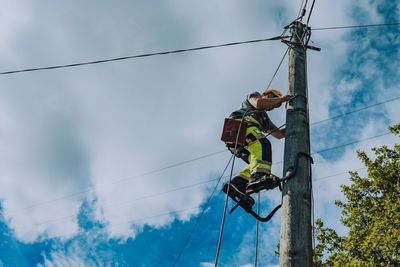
[{"x1": 314, "y1": 124, "x2": 400, "y2": 267}]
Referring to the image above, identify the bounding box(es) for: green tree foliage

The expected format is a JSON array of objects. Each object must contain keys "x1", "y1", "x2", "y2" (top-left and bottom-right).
[{"x1": 314, "y1": 124, "x2": 400, "y2": 267}]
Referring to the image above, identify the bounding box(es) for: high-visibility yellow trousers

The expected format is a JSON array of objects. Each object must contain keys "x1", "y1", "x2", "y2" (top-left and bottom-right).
[{"x1": 228, "y1": 126, "x2": 272, "y2": 181}]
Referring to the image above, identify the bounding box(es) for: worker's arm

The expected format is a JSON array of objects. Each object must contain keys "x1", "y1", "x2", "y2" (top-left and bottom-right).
[
  {"x1": 266, "y1": 119, "x2": 285, "y2": 139},
  {"x1": 248, "y1": 94, "x2": 291, "y2": 110},
  {"x1": 270, "y1": 128, "x2": 285, "y2": 139}
]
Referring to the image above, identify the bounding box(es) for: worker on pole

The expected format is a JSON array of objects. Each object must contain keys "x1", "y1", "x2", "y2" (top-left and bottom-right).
[{"x1": 221, "y1": 88, "x2": 290, "y2": 205}]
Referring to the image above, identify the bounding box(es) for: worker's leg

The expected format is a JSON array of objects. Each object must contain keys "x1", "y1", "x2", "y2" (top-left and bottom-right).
[
  {"x1": 223, "y1": 126, "x2": 275, "y2": 199},
  {"x1": 245, "y1": 128, "x2": 272, "y2": 176},
  {"x1": 228, "y1": 126, "x2": 271, "y2": 187},
  {"x1": 222, "y1": 144, "x2": 251, "y2": 201},
  {"x1": 244, "y1": 129, "x2": 279, "y2": 193},
  {"x1": 222, "y1": 160, "x2": 252, "y2": 197}
]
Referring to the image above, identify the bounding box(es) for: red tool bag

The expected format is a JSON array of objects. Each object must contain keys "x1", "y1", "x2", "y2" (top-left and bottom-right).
[{"x1": 220, "y1": 118, "x2": 247, "y2": 146}]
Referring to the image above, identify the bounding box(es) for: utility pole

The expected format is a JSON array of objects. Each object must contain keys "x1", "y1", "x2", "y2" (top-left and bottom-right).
[{"x1": 279, "y1": 21, "x2": 313, "y2": 267}]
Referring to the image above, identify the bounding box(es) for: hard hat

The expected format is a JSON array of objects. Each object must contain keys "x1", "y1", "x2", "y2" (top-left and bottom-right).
[{"x1": 262, "y1": 88, "x2": 282, "y2": 97}]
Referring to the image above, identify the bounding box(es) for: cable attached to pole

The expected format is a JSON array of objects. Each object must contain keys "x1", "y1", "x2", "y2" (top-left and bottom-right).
[
  {"x1": 254, "y1": 192, "x2": 261, "y2": 267},
  {"x1": 172, "y1": 154, "x2": 235, "y2": 266},
  {"x1": 265, "y1": 47, "x2": 289, "y2": 89},
  {"x1": 306, "y1": 0, "x2": 316, "y2": 26},
  {"x1": 214, "y1": 110, "x2": 251, "y2": 266}
]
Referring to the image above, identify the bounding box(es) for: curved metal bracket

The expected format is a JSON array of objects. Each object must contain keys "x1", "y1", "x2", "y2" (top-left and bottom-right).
[
  {"x1": 280, "y1": 152, "x2": 314, "y2": 183},
  {"x1": 248, "y1": 204, "x2": 282, "y2": 222}
]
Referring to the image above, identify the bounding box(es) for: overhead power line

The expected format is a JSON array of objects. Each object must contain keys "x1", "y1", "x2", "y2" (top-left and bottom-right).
[
  {"x1": 30, "y1": 131, "x2": 392, "y2": 227},
  {"x1": 89, "y1": 164, "x2": 362, "y2": 227},
  {"x1": 312, "y1": 131, "x2": 390, "y2": 155},
  {"x1": 313, "y1": 167, "x2": 366, "y2": 182},
  {"x1": 312, "y1": 22, "x2": 400, "y2": 31},
  {"x1": 119, "y1": 167, "x2": 368, "y2": 224},
  {"x1": 34, "y1": 175, "x2": 228, "y2": 226},
  {"x1": 272, "y1": 131, "x2": 392, "y2": 166},
  {"x1": 310, "y1": 96, "x2": 400, "y2": 126},
  {"x1": 35, "y1": 167, "x2": 366, "y2": 228},
  {"x1": 13, "y1": 95, "x2": 399, "y2": 214},
  {"x1": 19, "y1": 149, "x2": 226, "y2": 211},
  {"x1": 22, "y1": 95, "x2": 399, "y2": 212},
  {"x1": 34, "y1": 166, "x2": 369, "y2": 227},
  {"x1": 0, "y1": 21, "x2": 399, "y2": 76},
  {"x1": 0, "y1": 35, "x2": 286, "y2": 76}
]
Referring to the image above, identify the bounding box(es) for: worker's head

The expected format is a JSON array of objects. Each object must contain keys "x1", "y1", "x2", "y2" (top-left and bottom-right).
[
  {"x1": 262, "y1": 88, "x2": 282, "y2": 109},
  {"x1": 262, "y1": 88, "x2": 282, "y2": 98}
]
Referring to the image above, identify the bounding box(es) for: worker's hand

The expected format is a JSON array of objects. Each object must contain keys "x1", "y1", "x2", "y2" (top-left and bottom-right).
[{"x1": 280, "y1": 94, "x2": 291, "y2": 103}]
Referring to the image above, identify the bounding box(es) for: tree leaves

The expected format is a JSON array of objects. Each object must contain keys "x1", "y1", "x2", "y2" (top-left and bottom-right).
[{"x1": 314, "y1": 124, "x2": 400, "y2": 267}]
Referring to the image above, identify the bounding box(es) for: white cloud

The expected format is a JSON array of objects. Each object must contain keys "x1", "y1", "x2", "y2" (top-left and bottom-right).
[
  {"x1": 39, "y1": 243, "x2": 100, "y2": 267},
  {"x1": 40, "y1": 253, "x2": 89, "y2": 267},
  {"x1": 0, "y1": 0, "x2": 397, "y2": 248}
]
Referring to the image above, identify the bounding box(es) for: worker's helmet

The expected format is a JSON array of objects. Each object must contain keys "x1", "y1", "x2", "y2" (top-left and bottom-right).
[{"x1": 262, "y1": 88, "x2": 282, "y2": 98}]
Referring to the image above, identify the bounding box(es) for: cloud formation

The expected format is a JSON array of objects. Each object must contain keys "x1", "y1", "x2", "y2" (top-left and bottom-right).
[{"x1": 0, "y1": 1, "x2": 399, "y2": 266}]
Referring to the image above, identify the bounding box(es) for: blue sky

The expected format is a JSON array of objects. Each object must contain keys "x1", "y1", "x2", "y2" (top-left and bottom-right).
[{"x1": 0, "y1": 1, "x2": 399, "y2": 266}]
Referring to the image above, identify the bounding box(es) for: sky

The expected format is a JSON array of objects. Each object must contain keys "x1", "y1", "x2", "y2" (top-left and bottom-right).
[{"x1": 0, "y1": 0, "x2": 399, "y2": 266}]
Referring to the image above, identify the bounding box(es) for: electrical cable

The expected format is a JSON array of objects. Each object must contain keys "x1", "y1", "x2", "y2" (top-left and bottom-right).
[
  {"x1": 297, "y1": 0, "x2": 306, "y2": 18},
  {"x1": 30, "y1": 154, "x2": 377, "y2": 227},
  {"x1": 265, "y1": 47, "x2": 289, "y2": 89},
  {"x1": 313, "y1": 167, "x2": 366, "y2": 183},
  {"x1": 271, "y1": 131, "x2": 392, "y2": 168},
  {"x1": 67, "y1": 167, "x2": 368, "y2": 226},
  {"x1": 172, "y1": 154, "x2": 234, "y2": 266},
  {"x1": 13, "y1": 149, "x2": 227, "y2": 213},
  {"x1": 12, "y1": 94, "x2": 398, "y2": 215},
  {"x1": 312, "y1": 131, "x2": 390, "y2": 155},
  {"x1": 214, "y1": 110, "x2": 251, "y2": 266},
  {"x1": 306, "y1": 0, "x2": 316, "y2": 26},
  {"x1": 254, "y1": 192, "x2": 261, "y2": 267},
  {"x1": 3, "y1": 13, "x2": 397, "y2": 264},
  {"x1": 0, "y1": 22, "x2": 398, "y2": 77},
  {"x1": 8, "y1": 92, "x2": 399, "y2": 215},
  {"x1": 36, "y1": 176, "x2": 228, "y2": 226},
  {"x1": 0, "y1": 35, "x2": 287, "y2": 76},
  {"x1": 309, "y1": 96, "x2": 400, "y2": 126},
  {"x1": 312, "y1": 22, "x2": 400, "y2": 31}
]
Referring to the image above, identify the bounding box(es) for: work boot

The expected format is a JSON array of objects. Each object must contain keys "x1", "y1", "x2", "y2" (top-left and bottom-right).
[
  {"x1": 246, "y1": 173, "x2": 280, "y2": 194},
  {"x1": 222, "y1": 176, "x2": 247, "y2": 196},
  {"x1": 222, "y1": 177, "x2": 255, "y2": 212}
]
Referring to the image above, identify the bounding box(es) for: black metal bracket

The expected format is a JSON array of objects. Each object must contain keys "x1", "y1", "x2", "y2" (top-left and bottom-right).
[
  {"x1": 248, "y1": 204, "x2": 282, "y2": 222},
  {"x1": 281, "y1": 40, "x2": 321, "y2": 51},
  {"x1": 280, "y1": 152, "x2": 314, "y2": 184},
  {"x1": 228, "y1": 193, "x2": 282, "y2": 222}
]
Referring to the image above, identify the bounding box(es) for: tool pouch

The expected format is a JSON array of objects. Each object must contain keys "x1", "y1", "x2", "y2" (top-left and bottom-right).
[{"x1": 220, "y1": 118, "x2": 247, "y2": 146}]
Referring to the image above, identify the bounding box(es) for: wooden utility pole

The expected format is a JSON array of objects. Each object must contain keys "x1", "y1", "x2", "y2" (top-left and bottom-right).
[{"x1": 279, "y1": 21, "x2": 313, "y2": 267}]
